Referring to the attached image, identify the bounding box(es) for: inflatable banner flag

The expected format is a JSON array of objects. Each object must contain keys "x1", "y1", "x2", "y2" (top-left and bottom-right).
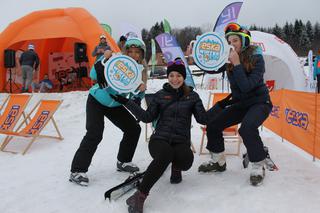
[
  {"x1": 213, "y1": 1, "x2": 243, "y2": 34},
  {"x1": 156, "y1": 33, "x2": 195, "y2": 87},
  {"x1": 163, "y1": 19, "x2": 171, "y2": 34},
  {"x1": 101, "y1": 23, "x2": 112, "y2": 36},
  {"x1": 151, "y1": 39, "x2": 156, "y2": 73}
]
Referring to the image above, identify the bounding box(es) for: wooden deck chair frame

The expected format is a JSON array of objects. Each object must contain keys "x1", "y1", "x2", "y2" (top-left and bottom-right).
[
  {"x1": 0, "y1": 94, "x2": 32, "y2": 133},
  {"x1": 0, "y1": 99, "x2": 63, "y2": 155},
  {"x1": 144, "y1": 94, "x2": 196, "y2": 153},
  {"x1": 199, "y1": 92, "x2": 242, "y2": 156}
]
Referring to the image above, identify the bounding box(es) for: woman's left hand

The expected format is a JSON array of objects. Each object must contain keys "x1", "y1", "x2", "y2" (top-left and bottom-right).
[
  {"x1": 138, "y1": 83, "x2": 146, "y2": 92},
  {"x1": 228, "y1": 49, "x2": 240, "y2": 66}
]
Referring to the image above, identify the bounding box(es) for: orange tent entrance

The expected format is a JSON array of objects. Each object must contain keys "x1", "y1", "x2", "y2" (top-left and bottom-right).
[{"x1": 0, "y1": 7, "x2": 120, "y2": 92}]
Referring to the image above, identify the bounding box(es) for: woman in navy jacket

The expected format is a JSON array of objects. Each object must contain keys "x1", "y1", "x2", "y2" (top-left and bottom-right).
[{"x1": 198, "y1": 23, "x2": 273, "y2": 186}]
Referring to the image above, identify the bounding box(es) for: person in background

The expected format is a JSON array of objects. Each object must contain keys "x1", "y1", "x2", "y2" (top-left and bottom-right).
[
  {"x1": 198, "y1": 22, "x2": 273, "y2": 186},
  {"x1": 19, "y1": 44, "x2": 40, "y2": 92},
  {"x1": 111, "y1": 58, "x2": 222, "y2": 213},
  {"x1": 92, "y1": 34, "x2": 111, "y2": 61},
  {"x1": 313, "y1": 49, "x2": 320, "y2": 93},
  {"x1": 31, "y1": 74, "x2": 53, "y2": 93},
  {"x1": 69, "y1": 38, "x2": 148, "y2": 187},
  {"x1": 118, "y1": 35, "x2": 127, "y2": 53}
]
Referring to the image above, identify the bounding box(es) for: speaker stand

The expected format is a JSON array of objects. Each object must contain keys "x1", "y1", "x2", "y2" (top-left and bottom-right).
[
  {"x1": 77, "y1": 62, "x2": 90, "y2": 89},
  {"x1": 4, "y1": 68, "x2": 20, "y2": 93}
]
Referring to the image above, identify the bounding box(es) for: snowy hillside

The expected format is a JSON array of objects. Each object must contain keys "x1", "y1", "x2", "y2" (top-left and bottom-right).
[{"x1": 0, "y1": 76, "x2": 320, "y2": 213}]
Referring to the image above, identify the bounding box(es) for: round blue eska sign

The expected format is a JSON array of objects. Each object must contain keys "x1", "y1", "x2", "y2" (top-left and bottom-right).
[
  {"x1": 103, "y1": 55, "x2": 142, "y2": 94},
  {"x1": 192, "y1": 32, "x2": 230, "y2": 71}
]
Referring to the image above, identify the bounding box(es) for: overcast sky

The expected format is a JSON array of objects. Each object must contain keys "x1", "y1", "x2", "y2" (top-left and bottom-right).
[{"x1": 1, "y1": 0, "x2": 319, "y2": 39}]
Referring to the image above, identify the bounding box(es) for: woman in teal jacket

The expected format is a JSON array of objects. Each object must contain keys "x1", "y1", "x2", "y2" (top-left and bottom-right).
[
  {"x1": 69, "y1": 38, "x2": 147, "y2": 186},
  {"x1": 313, "y1": 51, "x2": 320, "y2": 93}
]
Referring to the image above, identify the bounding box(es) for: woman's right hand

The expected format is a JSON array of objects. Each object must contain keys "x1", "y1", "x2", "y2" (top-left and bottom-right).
[
  {"x1": 138, "y1": 83, "x2": 146, "y2": 92},
  {"x1": 228, "y1": 49, "x2": 240, "y2": 66}
]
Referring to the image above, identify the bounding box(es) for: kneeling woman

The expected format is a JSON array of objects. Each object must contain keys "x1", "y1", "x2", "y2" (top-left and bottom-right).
[{"x1": 111, "y1": 58, "x2": 219, "y2": 213}]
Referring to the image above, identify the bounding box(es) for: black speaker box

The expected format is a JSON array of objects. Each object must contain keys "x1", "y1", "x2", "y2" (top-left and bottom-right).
[
  {"x1": 4, "y1": 49, "x2": 16, "y2": 68},
  {"x1": 74, "y1": 42, "x2": 88, "y2": 63}
]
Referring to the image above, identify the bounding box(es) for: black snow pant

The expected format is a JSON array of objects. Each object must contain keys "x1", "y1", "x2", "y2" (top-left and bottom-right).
[
  {"x1": 71, "y1": 94, "x2": 141, "y2": 173},
  {"x1": 206, "y1": 102, "x2": 272, "y2": 162},
  {"x1": 138, "y1": 139, "x2": 194, "y2": 194}
]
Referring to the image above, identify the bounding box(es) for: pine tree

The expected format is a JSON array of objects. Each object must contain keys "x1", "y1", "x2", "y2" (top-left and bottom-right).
[
  {"x1": 272, "y1": 24, "x2": 285, "y2": 39},
  {"x1": 306, "y1": 21, "x2": 314, "y2": 42}
]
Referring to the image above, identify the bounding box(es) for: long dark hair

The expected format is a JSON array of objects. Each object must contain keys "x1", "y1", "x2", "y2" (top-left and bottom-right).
[
  {"x1": 181, "y1": 82, "x2": 191, "y2": 97},
  {"x1": 227, "y1": 45, "x2": 259, "y2": 73}
]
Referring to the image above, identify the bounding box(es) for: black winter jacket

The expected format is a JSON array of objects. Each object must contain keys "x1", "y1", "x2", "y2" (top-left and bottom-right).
[
  {"x1": 125, "y1": 83, "x2": 219, "y2": 145},
  {"x1": 19, "y1": 50, "x2": 39, "y2": 70},
  {"x1": 227, "y1": 54, "x2": 270, "y2": 108}
]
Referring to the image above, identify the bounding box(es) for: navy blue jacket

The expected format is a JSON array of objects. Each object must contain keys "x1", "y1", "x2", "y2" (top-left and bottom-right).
[
  {"x1": 19, "y1": 50, "x2": 39, "y2": 69},
  {"x1": 227, "y1": 54, "x2": 270, "y2": 107}
]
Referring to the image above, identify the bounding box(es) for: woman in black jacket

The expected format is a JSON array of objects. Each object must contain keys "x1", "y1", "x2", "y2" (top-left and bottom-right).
[
  {"x1": 111, "y1": 58, "x2": 219, "y2": 213},
  {"x1": 198, "y1": 23, "x2": 273, "y2": 186}
]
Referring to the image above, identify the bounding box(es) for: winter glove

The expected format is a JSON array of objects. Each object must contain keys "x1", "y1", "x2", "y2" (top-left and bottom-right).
[
  {"x1": 216, "y1": 94, "x2": 233, "y2": 109},
  {"x1": 110, "y1": 94, "x2": 129, "y2": 105},
  {"x1": 94, "y1": 60, "x2": 108, "y2": 89},
  {"x1": 133, "y1": 97, "x2": 141, "y2": 106}
]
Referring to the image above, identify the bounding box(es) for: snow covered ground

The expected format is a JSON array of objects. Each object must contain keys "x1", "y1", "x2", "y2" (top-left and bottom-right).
[{"x1": 1, "y1": 76, "x2": 320, "y2": 213}]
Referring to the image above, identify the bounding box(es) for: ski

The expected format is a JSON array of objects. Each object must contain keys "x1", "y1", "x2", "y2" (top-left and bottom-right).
[
  {"x1": 242, "y1": 146, "x2": 278, "y2": 171},
  {"x1": 104, "y1": 172, "x2": 145, "y2": 201}
]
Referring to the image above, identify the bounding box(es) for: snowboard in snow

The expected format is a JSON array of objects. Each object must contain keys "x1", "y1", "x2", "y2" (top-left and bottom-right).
[{"x1": 104, "y1": 172, "x2": 145, "y2": 201}]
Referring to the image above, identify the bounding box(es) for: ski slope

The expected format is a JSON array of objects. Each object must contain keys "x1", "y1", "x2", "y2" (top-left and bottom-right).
[{"x1": 0, "y1": 76, "x2": 320, "y2": 213}]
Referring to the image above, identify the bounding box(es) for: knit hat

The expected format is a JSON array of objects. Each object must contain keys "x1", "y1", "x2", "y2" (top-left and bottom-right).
[
  {"x1": 166, "y1": 58, "x2": 186, "y2": 79},
  {"x1": 224, "y1": 22, "x2": 252, "y2": 49}
]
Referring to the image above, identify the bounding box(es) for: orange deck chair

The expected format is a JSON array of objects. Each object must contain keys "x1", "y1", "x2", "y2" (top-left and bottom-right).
[
  {"x1": 0, "y1": 94, "x2": 32, "y2": 133},
  {"x1": 199, "y1": 92, "x2": 242, "y2": 156},
  {"x1": 0, "y1": 99, "x2": 63, "y2": 155}
]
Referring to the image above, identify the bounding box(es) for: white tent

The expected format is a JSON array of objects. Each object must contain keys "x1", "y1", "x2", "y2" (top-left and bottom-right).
[{"x1": 251, "y1": 31, "x2": 307, "y2": 91}]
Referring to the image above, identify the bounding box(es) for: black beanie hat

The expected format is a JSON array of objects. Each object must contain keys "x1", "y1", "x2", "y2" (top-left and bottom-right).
[{"x1": 166, "y1": 58, "x2": 186, "y2": 79}]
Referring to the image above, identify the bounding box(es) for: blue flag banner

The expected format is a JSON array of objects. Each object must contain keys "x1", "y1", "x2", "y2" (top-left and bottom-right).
[
  {"x1": 156, "y1": 33, "x2": 195, "y2": 87},
  {"x1": 213, "y1": 1, "x2": 243, "y2": 34}
]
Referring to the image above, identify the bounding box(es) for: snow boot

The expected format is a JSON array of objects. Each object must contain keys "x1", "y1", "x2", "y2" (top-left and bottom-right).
[
  {"x1": 69, "y1": 172, "x2": 89, "y2": 186},
  {"x1": 170, "y1": 165, "x2": 182, "y2": 184},
  {"x1": 198, "y1": 152, "x2": 226, "y2": 173},
  {"x1": 126, "y1": 190, "x2": 148, "y2": 213},
  {"x1": 250, "y1": 160, "x2": 266, "y2": 186},
  {"x1": 117, "y1": 161, "x2": 140, "y2": 173}
]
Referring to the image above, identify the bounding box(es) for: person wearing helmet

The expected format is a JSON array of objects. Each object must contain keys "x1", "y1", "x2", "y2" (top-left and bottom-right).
[
  {"x1": 117, "y1": 35, "x2": 127, "y2": 53},
  {"x1": 313, "y1": 49, "x2": 320, "y2": 93},
  {"x1": 198, "y1": 22, "x2": 273, "y2": 186},
  {"x1": 124, "y1": 37, "x2": 148, "y2": 86},
  {"x1": 69, "y1": 38, "x2": 147, "y2": 187},
  {"x1": 19, "y1": 43, "x2": 40, "y2": 92},
  {"x1": 92, "y1": 34, "x2": 111, "y2": 61}
]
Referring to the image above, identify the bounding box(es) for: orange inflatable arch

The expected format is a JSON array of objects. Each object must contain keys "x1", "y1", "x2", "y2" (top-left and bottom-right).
[{"x1": 0, "y1": 7, "x2": 120, "y2": 91}]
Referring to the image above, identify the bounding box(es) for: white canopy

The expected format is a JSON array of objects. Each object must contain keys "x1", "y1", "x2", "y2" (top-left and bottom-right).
[{"x1": 251, "y1": 31, "x2": 306, "y2": 91}]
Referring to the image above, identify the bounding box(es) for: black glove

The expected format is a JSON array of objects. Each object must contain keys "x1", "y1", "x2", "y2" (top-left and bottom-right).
[
  {"x1": 110, "y1": 94, "x2": 129, "y2": 105},
  {"x1": 94, "y1": 61, "x2": 108, "y2": 89},
  {"x1": 133, "y1": 97, "x2": 141, "y2": 106},
  {"x1": 216, "y1": 94, "x2": 233, "y2": 109}
]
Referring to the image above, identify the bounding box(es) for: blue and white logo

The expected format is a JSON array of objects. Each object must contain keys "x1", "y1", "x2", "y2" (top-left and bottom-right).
[
  {"x1": 103, "y1": 55, "x2": 142, "y2": 94},
  {"x1": 192, "y1": 32, "x2": 230, "y2": 71}
]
